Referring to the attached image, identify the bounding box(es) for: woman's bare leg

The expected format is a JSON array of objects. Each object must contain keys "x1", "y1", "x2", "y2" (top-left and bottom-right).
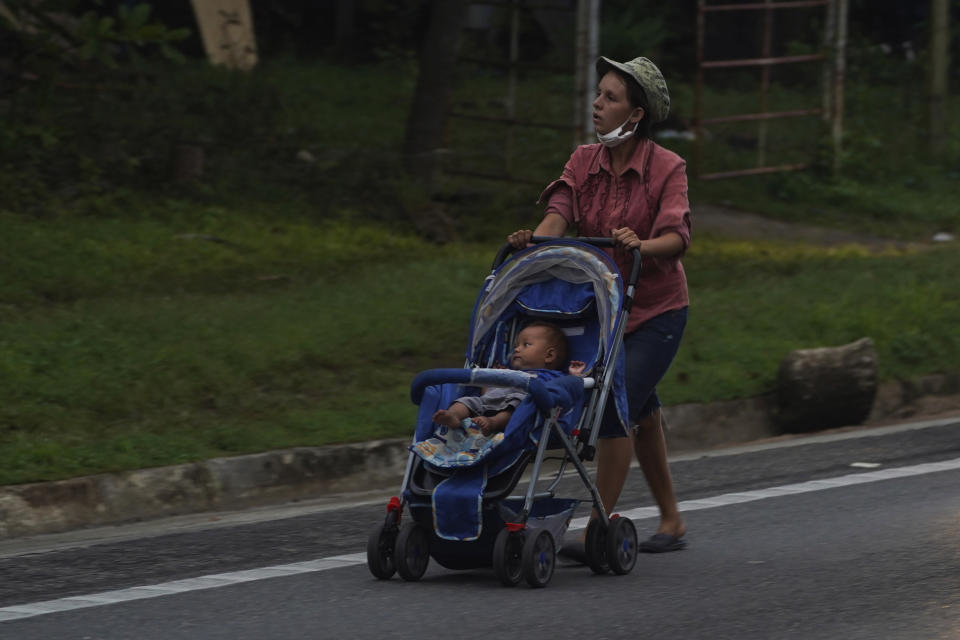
[
  {"x1": 632, "y1": 408, "x2": 685, "y2": 537},
  {"x1": 591, "y1": 434, "x2": 634, "y2": 520}
]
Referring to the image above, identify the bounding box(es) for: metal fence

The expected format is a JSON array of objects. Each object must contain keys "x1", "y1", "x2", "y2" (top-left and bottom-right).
[{"x1": 694, "y1": 0, "x2": 840, "y2": 179}]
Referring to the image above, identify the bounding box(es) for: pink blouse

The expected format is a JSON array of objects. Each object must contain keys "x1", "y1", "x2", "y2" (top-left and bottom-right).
[{"x1": 538, "y1": 139, "x2": 691, "y2": 332}]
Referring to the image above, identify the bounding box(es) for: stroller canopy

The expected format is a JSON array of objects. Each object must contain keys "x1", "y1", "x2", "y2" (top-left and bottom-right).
[{"x1": 467, "y1": 241, "x2": 625, "y2": 371}]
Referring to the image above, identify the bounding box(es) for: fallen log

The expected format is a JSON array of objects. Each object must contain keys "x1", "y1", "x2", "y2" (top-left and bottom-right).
[{"x1": 775, "y1": 337, "x2": 878, "y2": 433}]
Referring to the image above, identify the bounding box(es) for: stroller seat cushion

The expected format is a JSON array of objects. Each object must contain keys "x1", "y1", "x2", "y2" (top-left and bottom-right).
[
  {"x1": 410, "y1": 369, "x2": 576, "y2": 471},
  {"x1": 412, "y1": 422, "x2": 506, "y2": 468}
]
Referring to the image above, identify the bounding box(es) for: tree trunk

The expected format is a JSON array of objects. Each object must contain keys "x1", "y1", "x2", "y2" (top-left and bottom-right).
[
  {"x1": 397, "y1": 0, "x2": 468, "y2": 243},
  {"x1": 174, "y1": 144, "x2": 205, "y2": 182},
  {"x1": 334, "y1": 0, "x2": 356, "y2": 62},
  {"x1": 928, "y1": 0, "x2": 950, "y2": 156},
  {"x1": 402, "y1": 0, "x2": 469, "y2": 188},
  {"x1": 775, "y1": 337, "x2": 878, "y2": 433}
]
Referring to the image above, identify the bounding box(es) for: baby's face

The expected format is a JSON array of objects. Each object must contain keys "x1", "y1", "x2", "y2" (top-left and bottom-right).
[{"x1": 510, "y1": 326, "x2": 555, "y2": 370}]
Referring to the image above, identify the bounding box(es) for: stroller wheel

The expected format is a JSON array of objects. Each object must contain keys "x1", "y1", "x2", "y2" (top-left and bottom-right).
[
  {"x1": 366, "y1": 520, "x2": 398, "y2": 580},
  {"x1": 521, "y1": 529, "x2": 556, "y2": 588},
  {"x1": 493, "y1": 528, "x2": 525, "y2": 587},
  {"x1": 396, "y1": 522, "x2": 431, "y2": 581},
  {"x1": 606, "y1": 517, "x2": 638, "y2": 575},
  {"x1": 584, "y1": 518, "x2": 609, "y2": 575}
]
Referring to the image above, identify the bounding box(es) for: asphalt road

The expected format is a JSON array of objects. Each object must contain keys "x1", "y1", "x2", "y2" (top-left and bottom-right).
[{"x1": 2, "y1": 417, "x2": 959, "y2": 640}]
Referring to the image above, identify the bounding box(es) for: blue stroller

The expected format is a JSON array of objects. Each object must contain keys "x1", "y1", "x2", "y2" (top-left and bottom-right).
[{"x1": 367, "y1": 238, "x2": 642, "y2": 588}]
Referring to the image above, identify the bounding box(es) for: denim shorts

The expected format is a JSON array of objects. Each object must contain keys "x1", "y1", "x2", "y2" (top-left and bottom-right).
[{"x1": 599, "y1": 307, "x2": 688, "y2": 437}]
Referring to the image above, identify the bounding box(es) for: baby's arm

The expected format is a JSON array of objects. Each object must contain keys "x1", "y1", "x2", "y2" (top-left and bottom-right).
[
  {"x1": 472, "y1": 410, "x2": 513, "y2": 437},
  {"x1": 568, "y1": 360, "x2": 587, "y2": 376},
  {"x1": 432, "y1": 401, "x2": 471, "y2": 428}
]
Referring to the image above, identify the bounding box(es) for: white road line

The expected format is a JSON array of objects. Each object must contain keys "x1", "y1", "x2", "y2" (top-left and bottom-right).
[
  {"x1": 0, "y1": 553, "x2": 366, "y2": 623},
  {"x1": 570, "y1": 456, "x2": 960, "y2": 529},
  {"x1": 3, "y1": 457, "x2": 960, "y2": 624}
]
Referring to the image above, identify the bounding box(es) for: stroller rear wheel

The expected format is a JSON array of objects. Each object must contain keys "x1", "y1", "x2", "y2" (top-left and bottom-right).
[
  {"x1": 366, "y1": 519, "x2": 398, "y2": 580},
  {"x1": 584, "y1": 518, "x2": 609, "y2": 575},
  {"x1": 396, "y1": 522, "x2": 431, "y2": 581},
  {"x1": 606, "y1": 516, "x2": 638, "y2": 575},
  {"x1": 521, "y1": 529, "x2": 556, "y2": 588},
  {"x1": 493, "y1": 528, "x2": 525, "y2": 586}
]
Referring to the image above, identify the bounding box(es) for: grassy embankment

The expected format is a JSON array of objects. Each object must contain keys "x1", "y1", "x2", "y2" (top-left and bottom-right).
[{"x1": 1, "y1": 59, "x2": 957, "y2": 485}]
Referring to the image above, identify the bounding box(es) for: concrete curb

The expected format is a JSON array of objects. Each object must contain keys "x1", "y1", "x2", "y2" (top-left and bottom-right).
[
  {"x1": 0, "y1": 440, "x2": 411, "y2": 539},
  {"x1": 2, "y1": 375, "x2": 958, "y2": 540}
]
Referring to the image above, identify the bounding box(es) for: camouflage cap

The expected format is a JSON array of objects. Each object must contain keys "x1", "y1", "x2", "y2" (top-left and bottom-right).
[{"x1": 596, "y1": 56, "x2": 670, "y2": 123}]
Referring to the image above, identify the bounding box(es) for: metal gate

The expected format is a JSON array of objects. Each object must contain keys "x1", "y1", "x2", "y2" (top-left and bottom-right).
[{"x1": 694, "y1": 0, "x2": 840, "y2": 180}]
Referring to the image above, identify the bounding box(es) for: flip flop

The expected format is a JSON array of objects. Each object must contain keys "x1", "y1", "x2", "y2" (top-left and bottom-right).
[{"x1": 639, "y1": 533, "x2": 687, "y2": 553}]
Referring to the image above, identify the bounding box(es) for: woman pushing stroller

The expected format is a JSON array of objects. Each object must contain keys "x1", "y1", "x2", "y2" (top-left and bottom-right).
[{"x1": 509, "y1": 54, "x2": 690, "y2": 554}]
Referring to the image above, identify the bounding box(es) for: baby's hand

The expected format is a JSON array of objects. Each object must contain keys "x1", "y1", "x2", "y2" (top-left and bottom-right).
[{"x1": 568, "y1": 360, "x2": 586, "y2": 376}]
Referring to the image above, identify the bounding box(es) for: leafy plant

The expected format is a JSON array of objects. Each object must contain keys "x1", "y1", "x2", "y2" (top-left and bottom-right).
[
  {"x1": 0, "y1": 1, "x2": 189, "y2": 79},
  {"x1": 74, "y1": 1, "x2": 189, "y2": 67}
]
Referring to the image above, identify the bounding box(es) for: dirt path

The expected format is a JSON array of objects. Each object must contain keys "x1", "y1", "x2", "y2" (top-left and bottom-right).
[{"x1": 694, "y1": 204, "x2": 928, "y2": 252}]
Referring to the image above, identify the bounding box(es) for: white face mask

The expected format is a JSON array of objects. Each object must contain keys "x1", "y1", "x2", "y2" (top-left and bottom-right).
[{"x1": 596, "y1": 115, "x2": 637, "y2": 147}]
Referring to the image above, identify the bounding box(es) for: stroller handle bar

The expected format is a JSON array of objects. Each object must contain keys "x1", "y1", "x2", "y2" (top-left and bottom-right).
[
  {"x1": 492, "y1": 237, "x2": 642, "y2": 289},
  {"x1": 410, "y1": 368, "x2": 560, "y2": 416}
]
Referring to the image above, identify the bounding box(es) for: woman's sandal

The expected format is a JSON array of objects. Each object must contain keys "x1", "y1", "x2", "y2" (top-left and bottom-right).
[{"x1": 638, "y1": 533, "x2": 686, "y2": 553}]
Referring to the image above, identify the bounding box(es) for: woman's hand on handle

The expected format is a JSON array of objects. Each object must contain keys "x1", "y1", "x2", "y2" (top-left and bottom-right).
[
  {"x1": 508, "y1": 213, "x2": 571, "y2": 249},
  {"x1": 507, "y1": 229, "x2": 533, "y2": 249},
  {"x1": 611, "y1": 227, "x2": 642, "y2": 251},
  {"x1": 611, "y1": 228, "x2": 685, "y2": 258}
]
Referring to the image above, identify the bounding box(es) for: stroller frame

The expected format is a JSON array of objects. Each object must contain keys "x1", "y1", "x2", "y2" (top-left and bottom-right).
[{"x1": 367, "y1": 238, "x2": 642, "y2": 588}]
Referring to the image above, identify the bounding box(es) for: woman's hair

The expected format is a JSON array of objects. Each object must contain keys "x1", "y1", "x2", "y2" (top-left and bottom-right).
[{"x1": 612, "y1": 68, "x2": 652, "y2": 140}]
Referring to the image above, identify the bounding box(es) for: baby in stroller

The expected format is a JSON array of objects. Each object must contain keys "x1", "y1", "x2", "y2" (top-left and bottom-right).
[{"x1": 432, "y1": 321, "x2": 586, "y2": 436}]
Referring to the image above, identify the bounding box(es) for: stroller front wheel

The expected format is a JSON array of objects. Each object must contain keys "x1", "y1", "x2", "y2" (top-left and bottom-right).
[
  {"x1": 521, "y1": 529, "x2": 556, "y2": 588},
  {"x1": 396, "y1": 522, "x2": 431, "y2": 581},
  {"x1": 493, "y1": 528, "x2": 525, "y2": 587},
  {"x1": 366, "y1": 520, "x2": 398, "y2": 580}
]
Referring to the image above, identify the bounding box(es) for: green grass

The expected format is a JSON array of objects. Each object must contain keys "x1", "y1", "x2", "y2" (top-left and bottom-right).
[
  {"x1": 0, "y1": 216, "x2": 491, "y2": 484},
  {"x1": 1, "y1": 56, "x2": 958, "y2": 485},
  {"x1": 0, "y1": 205, "x2": 429, "y2": 307},
  {"x1": 2, "y1": 205, "x2": 958, "y2": 484},
  {"x1": 676, "y1": 239, "x2": 960, "y2": 399}
]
